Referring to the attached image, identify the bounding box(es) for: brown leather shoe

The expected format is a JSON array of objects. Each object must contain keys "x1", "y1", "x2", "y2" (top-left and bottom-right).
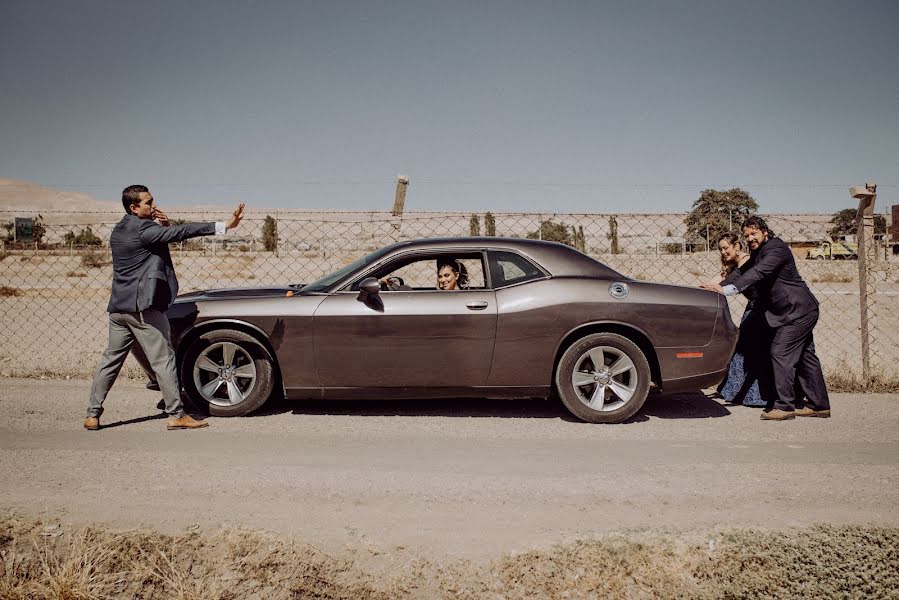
[
  {"x1": 760, "y1": 409, "x2": 795, "y2": 421},
  {"x1": 167, "y1": 415, "x2": 209, "y2": 430},
  {"x1": 83, "y1": 417, "x2": 100, "y2": 430},
  {"x1": 795, "y1": 407, "x2": 831, "y2": 418}
]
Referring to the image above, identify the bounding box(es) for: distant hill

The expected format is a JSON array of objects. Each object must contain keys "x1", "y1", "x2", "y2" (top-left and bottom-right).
[{"x1": 0, "y1": 179, "x2": 119, "y2": 214}]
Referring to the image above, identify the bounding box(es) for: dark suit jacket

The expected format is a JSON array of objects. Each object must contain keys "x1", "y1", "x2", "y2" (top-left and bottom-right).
[
  {"x1": 107, "y1": 214, "x2": 216, "y2": 313},
  {"x1": 727, "y1": 237, "x2": 818, "y2": 327}
]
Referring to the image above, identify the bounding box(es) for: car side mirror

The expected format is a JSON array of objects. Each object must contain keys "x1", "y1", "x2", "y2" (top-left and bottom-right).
[
  {"x1": 358, "y1": 277, "x2": 381, "y2": 295},
  {"x1": 356, "y1": 277, "x2": 384, "y2": 312}
]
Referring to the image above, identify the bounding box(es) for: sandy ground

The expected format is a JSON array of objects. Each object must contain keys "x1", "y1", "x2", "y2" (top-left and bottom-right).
[{"x1": 0, "y1": 378, "x2": 897, "y2": 562}]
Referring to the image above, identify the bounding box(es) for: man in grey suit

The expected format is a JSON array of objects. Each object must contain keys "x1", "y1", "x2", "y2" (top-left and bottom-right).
[
  {"x1": 714, "y1": 216, "x2": 831, "y2": 421},
  {"x1": 85, "y1": 185, "x2": 245, "y2": 430}
]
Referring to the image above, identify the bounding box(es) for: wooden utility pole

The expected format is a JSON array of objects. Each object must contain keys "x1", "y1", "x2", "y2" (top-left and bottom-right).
[
  {"x1": 392, "y1": 175, "x2": 409, "y2": 216},
  {"x1": 390, "y1": 175, "x2": 409, "y2": 242},
  {"x1": 851, "y1": 182, "x2": 877, "y2": 386}
]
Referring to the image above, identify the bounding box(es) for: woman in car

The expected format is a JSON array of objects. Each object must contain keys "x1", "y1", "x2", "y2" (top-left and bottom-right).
[{"x1": 436, "y1": 258, "x2": 469, "y2": 290}]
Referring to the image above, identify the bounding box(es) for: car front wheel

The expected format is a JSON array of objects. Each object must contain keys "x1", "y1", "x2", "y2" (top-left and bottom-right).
[
  {"x1": 555, "y1": 333, "x2": 651, "y2": 423},
  {"x1": 181, "y1": 329, "x2": 274, "y2": 417}
]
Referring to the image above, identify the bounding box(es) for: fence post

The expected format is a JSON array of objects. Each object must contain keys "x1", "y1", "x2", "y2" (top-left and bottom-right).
[
  {"x1": 390, "y1": 175, "x2": 408, "y2": 243},
  {"x1": 851, "y1": 183, "x2": 877, "y2": 386}
]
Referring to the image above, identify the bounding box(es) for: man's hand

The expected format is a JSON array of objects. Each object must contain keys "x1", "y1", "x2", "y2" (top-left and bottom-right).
[
  {"x1": 153, "y1": 209, "x2": 171, "y2": 227},
  {"x1": 699, "y1": 282, "x2": 724, "y2": 294},
  {"x1": 226, "y1": 203, "x2": 245, "y2": 230}
]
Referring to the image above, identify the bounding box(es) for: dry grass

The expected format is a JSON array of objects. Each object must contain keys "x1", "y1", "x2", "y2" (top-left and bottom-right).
[
  {"x1": 812, "y1": 271, "x2": 853, "y2": 283},
  {"x1": 65, "y1": 271, "x2": 88, "y2": 278},
  {"x1": 825, "y1": 361, "x2": 899, "y2": 393},
  {"x1": 1, "y1": 515, "x2": 897, "y2": 599},
  {"x1": 0, "y1": 286, "x2": 24, "y2": 297}
]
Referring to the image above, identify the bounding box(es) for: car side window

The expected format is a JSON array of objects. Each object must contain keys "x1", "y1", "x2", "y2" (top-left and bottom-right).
[
  {"x1": 350, "y1": 253, "x2": 487, "y2": 291},
  {"x1": 488, "y1": 251, "x2": 546, "y2": 288}
]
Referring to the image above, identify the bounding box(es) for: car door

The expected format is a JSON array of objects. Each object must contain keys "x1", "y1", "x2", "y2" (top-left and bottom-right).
[{"x1": 312, "y1": 252, "x2": 497, "y2": 389}]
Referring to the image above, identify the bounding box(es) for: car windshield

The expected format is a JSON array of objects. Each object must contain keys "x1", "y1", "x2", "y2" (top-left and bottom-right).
[{"x1": 299, "y1": 245, "x2": 397, "y2": 293}]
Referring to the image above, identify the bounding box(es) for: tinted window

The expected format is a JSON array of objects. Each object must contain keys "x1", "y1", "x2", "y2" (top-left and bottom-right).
[{"x1": 488, "y1": 251, "x2": 546, "y2": 288}]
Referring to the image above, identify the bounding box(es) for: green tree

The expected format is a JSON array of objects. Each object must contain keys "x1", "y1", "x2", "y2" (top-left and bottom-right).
[
  {"x1": 261, "y1": 215, "x2": 279, "y2": 252},
  {"x1": 527, "y1": 219, "x2": 572, "y2": 246},
  {"x1": 484, "y1": 212, "x2": 496, "y2": 236},
  {"x1": 64, "y1": 226, "x2": 102, "y2": 246},
  {"x1": 469, "y1": 214, "x2": 481, "y2": 236},
  {"x1": 828, "y1": 208, "x2": 887, "y2": 238},
  {"x1": 607, "y1": 216, "x2": 620, "y2": 254},
  {"x1": 684, "y1": 188, "x2": 758, "y2": 249}
]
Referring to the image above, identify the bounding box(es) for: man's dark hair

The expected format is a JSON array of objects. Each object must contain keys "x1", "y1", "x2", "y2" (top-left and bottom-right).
[
  {"x1": 741, "y1": 215, "x2": 776, "y2": 237},
  {"x1": 122, "y1": 185, "x2": 149, "y2": 214}
]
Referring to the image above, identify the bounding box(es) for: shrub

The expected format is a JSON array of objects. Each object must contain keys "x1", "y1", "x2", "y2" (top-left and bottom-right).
[
  {"x1": 63, "y1": 227, "x2": 103, "y2": 246},
  {"x1": 527, "y1": 219, "x2": 573, "y2": 246},
  {"x1": 261, "y1": 216, "x2": 278, "y2": 252},
  {"x1": 485, "y1": 212, "x2": 496, "y2": 236},
  {"x1": 607, "y1": 216, "x2": 620, "y2": 254},
  {"x1": 81, "y1": 251, "x2": 109, "y2": 269},
  {"x1": 469, "y1": 214, "x2": 481, "y2": 236}
]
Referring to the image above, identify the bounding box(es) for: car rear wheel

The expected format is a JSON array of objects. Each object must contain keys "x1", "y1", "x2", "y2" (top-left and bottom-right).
[
  {"x1": 555, "y1": 333, "x2": 651, "y2": 423},
  {"x1": 181, "y1": 329, "x2": 274, "y2": 417}
]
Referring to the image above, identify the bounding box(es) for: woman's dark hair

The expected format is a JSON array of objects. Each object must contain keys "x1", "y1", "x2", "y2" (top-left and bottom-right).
[
  {"x1": 741, "y1": 215, "x2": 775, "y2": 237},
  {"x1": 436, "y1": 257, "x2": 469, "y2": 288},
  {"x1": 122, "y1": 184, "x2": 149, "y2": 214}
]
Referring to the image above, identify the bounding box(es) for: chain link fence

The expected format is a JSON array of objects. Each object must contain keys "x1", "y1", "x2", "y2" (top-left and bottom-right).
[{"x1": 1, "y1": 210, "x2": 897, "y2": 389}]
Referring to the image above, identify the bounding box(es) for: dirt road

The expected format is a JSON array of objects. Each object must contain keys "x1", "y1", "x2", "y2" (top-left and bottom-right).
[{"x1": 1, "y1": 378, "x2": 897, "y2": 560}]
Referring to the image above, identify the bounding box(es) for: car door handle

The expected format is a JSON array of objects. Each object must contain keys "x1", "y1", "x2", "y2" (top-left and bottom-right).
[{"x1": 466, "y1": 301, "x2": 489, "y2": 310}]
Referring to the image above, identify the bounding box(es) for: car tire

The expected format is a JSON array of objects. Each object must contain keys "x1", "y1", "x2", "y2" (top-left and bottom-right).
[
  {"x1": 555, "y1": 333, "x2": 651, "y2": 424},
  {"x1": 181, "y1": 329, "x2": 274, "y2": 417}
]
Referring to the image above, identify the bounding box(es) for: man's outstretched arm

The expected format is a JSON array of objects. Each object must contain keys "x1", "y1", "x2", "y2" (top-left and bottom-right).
[{"x1": 139, "y1": 203, "x2": 245, "y2": 246}]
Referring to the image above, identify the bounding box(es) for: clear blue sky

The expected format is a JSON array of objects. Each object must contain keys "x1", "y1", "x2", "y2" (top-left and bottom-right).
[{"x1": 1, "y1": 0, "x2": 896, "y2": 213}]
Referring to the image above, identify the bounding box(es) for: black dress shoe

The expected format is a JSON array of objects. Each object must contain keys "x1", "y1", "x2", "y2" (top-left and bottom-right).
[
  {"x1": 157, "y1": 399, "x2": 166, "y2": 411},
  {"x1": 146, "y1": 381, "x2": 160, "y2": 391}
]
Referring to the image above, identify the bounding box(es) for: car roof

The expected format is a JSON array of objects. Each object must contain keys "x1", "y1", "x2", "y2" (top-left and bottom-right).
[{"x1": 381, "y1": 237, "x2": 624, "y2": 280}]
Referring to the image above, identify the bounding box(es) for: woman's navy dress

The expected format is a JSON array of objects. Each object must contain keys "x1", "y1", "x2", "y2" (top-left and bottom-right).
[{"x1": 717, "y1": 264, "x2": 772, "y2": 407}]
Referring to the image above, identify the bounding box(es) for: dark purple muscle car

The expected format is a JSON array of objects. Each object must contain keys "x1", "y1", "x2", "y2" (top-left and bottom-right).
[{"x1": 167, "y1": 237, "x2": 737, "y2": 423}]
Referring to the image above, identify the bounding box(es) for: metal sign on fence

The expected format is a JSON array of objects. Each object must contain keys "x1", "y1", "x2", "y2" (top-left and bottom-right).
[{"x1": 14, "y1": 218, "x2": 33, "y2": 243}]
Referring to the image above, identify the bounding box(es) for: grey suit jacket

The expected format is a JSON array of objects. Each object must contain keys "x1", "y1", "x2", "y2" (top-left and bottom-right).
[
  {"x1": 107, "y1": 214, "x2": 216, "y2": 313},
  {"x1": 727, "y1": 237, "x2": 818, "y2": 328}
]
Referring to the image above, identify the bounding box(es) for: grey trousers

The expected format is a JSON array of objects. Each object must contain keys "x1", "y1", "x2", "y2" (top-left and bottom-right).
[{"x1": 87, "y1": 310, "x2": 185, "y2": 418}]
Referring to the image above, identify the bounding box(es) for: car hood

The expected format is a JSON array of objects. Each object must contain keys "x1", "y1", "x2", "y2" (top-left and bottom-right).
[{"x1": 174, "y1": 285, "x2": 303, "y2": 302}]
